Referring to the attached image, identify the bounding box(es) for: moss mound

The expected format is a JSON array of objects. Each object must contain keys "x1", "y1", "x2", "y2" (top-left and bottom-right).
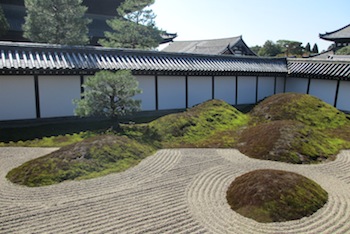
[
  {"x1": 239, "y1": 93, "x2": 350, "y2": 163},
  {"x1": 237, "y1": 120, "x2": 342, "y2": 163},
  {"x1": 6, "y1": 135, "x2": 155, "y2": 187},
  {"x1": 226, "y1": 169, "x2": 328, "y2": 223},
  {"x1": 148, "y1": 99, "x2": 249, "y2": 147},
  {"x1": 251, "y1": 93, "x2": 349, "y2": 129}
]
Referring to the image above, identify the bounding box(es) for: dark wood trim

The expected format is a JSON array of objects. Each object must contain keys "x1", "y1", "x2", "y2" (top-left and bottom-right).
[
  {"x1": 306, "y1": 78, "x2": 311, "y2": 94},
  {"x1": 155, "y1": 74, "x2": 159, "y2": 111},
  {"x1": 334, "y1": 79, "x2": 341, "y2": 107},
  {"x1": 274, "y1": 76, "x2": 277, "y2": 94},
  {"x1": 255, "y1": 76, "x2": 259, "y2": 103},
  {"x1": 185, "y1": 75, "x2": 189, "y2": 108},
  {"x1": 34, "y1": 75, "x2": 41, "y2": 119},
  {"x1": 212, "y1": 76, "x2": 215, "y2": 99},
  {"x1": 80, "y1": 75, "x2": 84, "y2": 99},
  {"x1": 283, "y1": 76, "x2": 287, "y2": 93},
  {"x1": 235, "y1": 75, "x2": 238, "y2": 105}
]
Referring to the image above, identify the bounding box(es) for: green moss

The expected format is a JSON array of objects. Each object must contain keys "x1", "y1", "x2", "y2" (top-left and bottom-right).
[
  {"x1": 6, "y1": 135, "x2": 155, "y2": 187},
  {"x1": 226, "y1": 169, "x2": 328, "y2": 223},
  {"x1": 251, "y1": 93, "x2": 349, "y2": 130},
  {"x1": 149, "y1": 100, "x2": 249, "y2": 147}
]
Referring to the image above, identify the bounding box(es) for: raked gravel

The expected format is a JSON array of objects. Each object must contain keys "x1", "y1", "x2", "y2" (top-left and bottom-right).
[{"x1": 1, "y1": 147, "x2": 350, "y2": 234}]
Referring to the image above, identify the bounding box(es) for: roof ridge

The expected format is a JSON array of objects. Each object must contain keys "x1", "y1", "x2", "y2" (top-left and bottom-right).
[{"x1": 320, "y1": 23, "x2": 350, "y2": 37}]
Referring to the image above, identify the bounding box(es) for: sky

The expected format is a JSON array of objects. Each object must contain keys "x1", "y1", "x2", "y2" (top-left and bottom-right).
[{"x1": 150, "y1": 0, "x2": 350, "y2": 52}]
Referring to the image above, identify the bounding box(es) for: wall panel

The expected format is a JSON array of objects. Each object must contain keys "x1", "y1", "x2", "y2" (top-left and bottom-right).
[
  {"x1": 39, "y1": 76, "x2": 81, "y2": 118},
  {"x1": 258, "y1": 76, "x2": 275, "y2": 101},
  {"x1": 188, "y1": 76, "x2": 212, "y2": 107},
  {"x1": 237, "y1": 76, "x2": 256, "y2": 104},
  {"x1": 0, "y1": 76, "x2": 36, "y2": 121},
  {"x1": 135, "y1": 75, "x2": 156, "y2": 111},
  {"x1": 214, "y1": 76, "x2": 236, "y2": 105},
  {"x1": 309, "y1": 79, "x2": 337, "y2": 105},
  {"x1": 285, "y1": 77, "x2": 308, "y2": 93},
  {"x1": 275, "y1": 77, "x2": 285, "y2": 93},
  {"x1": 336, "y1": 81, "x2": 350, "y2": 111},
  {"x1": 158, "y1": 76, "x2": 186, "y2": 110}
]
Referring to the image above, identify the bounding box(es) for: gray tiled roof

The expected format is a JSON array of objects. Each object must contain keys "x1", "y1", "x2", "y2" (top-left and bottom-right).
[
  {"x1": 288, "y1": 58, "x2": 350, "y2": 79},
  {"x1": 0, "y1": 41, "x2": 287, "y2": 75},
  {"x1": 320, "y1": 24, "x2": 350, "y2": 41},
  {"x1": 162, "y1": 36, "x2": 256, "y2": 56}
]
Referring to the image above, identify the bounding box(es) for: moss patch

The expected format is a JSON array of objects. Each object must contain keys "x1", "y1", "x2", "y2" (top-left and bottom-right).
[
  {"x1": 226, "y1": 169, "x2": 328, "y2": 223},
  {"x1": 147, "y1": 99, "x2": 249, "y2": 148},
  {"x1": 6, "y1": 135, "x2": 155, "y2": 187},
  {"x1": 239, "y1": 93, "x2": 350, "y2": 163},
  {"x1": 250, "y1": 93, "x2": 349, "y2": 129},
  {"x1": 237, "y1": 120, "x2": 343, "y2": 164}
]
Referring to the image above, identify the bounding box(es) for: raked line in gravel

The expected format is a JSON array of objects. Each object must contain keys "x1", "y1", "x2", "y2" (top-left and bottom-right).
[{"x1": 1, "y1": 147, "x2": 350, "y2": 234}]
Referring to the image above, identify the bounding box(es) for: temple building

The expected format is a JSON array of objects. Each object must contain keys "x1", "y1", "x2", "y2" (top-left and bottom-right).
[
  {"x1": 0, "y1": 0, "x2": 176, "y2": 45},
  {"x1": 320, "y1": 23, "x2": 350, "y2": 50},
  {"x1": 162, "y1": 36, "x2": 256, "y2": 56}
]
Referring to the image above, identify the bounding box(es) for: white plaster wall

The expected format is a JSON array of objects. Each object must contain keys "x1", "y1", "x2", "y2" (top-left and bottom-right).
[
  {"x1": 237, "y1": 76, "x2": 256, "y2": 104},
  {"x1": 258, "y1": 76, "x2": 275, "y2": 101},
  {"x1": 336, "y1": 81, "x2": 350, "y2": 111},
  {"x1": 275, "y1": 77, "x2": 285, "y2": 93},
  {"x1": 285, "y1": 77, "x2": 308, "y2": 93},
  {"x1": 188, "y1": 76, "x2": 212, "y2": 107},
  {"x1": 0, "y1": 76, "x2": 36, "y2": 121},
  {"x1": 158, "y1": 76, "x2": 186, "y2": 110},
  {"x1": 309, "y1": 79, "x2": 337, "y2": 105},
  {"x1": 39, "y1": 76, "x2": 81, "y2": 118},
  {"x1": 214, "y1": 76, "x2": 236, "y2": 105},
  {"x1": 135, "y1": 75, "x2": 156, "y2": 111}
]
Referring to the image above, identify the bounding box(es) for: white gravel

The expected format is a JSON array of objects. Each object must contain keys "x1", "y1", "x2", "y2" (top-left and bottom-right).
[{"x1": 0, "y1": 147, "x2": 350, "y2": 234}]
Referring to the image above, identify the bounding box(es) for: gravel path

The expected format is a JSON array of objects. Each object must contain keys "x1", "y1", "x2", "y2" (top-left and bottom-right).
[{"x1": 1, "y1": 147, "x2": 350, "y2": 234}]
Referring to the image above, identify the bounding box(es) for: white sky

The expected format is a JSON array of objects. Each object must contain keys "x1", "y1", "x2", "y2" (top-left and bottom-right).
[{"x1": 150, "y1": 0, "x2": 350, "y2": 51}]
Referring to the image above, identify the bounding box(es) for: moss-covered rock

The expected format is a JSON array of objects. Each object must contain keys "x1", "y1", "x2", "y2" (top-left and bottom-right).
[
  {"x1": 6, "y1": 135, "x2": 155, "y2": 187},
  {"x1": 226, "y1": 169, "x2": 328, "y2": 223},
  {"x1": 148, "y1": 99, "x2": 249, "y2": 147},
  {"x1": 251, "y1": 93, "x2": 349, "y2": 129},
  {"x1": 237, "y1": 120, "x2": 343, "y2": 163}
]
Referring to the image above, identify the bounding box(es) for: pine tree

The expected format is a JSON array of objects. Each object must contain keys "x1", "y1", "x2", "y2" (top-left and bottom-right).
[
  {"x1": 99, "y1": 0, "x2": 163, "y2": 49},
  {"x1": 0, "y1": 5, "x2": 9, "y2": 37},
  {"x1": 312, "y1": 43, "x2": 319, "y2": 54},
  {"x1": 23, "y1": 0, "x2": 91, "y2": 45},
  {"x1": 74, "y1": 70, "x2": 142, "y2": 119},
  {"x1": 305, "y1": 43, "x2": 311, "y2": 53}
]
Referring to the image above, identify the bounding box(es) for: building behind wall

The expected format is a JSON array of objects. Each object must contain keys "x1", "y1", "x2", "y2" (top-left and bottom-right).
[{"x1": 0, "y1": 0, "x2": 177, "y2": 45}]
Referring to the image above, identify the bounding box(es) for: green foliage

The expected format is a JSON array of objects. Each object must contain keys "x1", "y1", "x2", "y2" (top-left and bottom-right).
[
  {"x1": 22, "y1": 0, "x2": 91, "y2": 45},
  {"x1": 99, "y1": 0, "x2": 163, "y2": 49},
  {"x1": 6, "y1": 135, "x2": 155, "y2": 186},
  {"x1": 277, "y1": 40, "x2": 304, "y2": 57},
  {"x1": 74, "y1": 70, "x2": 142, "y2": 119},
  {"x1": 0, "y1": 5, "x2": 9, "y2": 37},
  {"x1": 258, "y1": 40, "x2": 282, "y2": 57},
  {"x1": 0, "y1": 132, "x2": 94, "y2": 147},
  {"x1": 312, "y1": 43, "x2": 319, "y2": 53},
  {"x1": 249, "y1": 45, "x2": 262, "y2": 55},
  {"x1": 226, "y1": 169, "x2": 328, "y2": 223},
  {"x1": 336, "y1": 45, "x2": 350, "y2": 55},
  {"x1": 305, "y1": 42, "x2": 311, "y2": 52}
]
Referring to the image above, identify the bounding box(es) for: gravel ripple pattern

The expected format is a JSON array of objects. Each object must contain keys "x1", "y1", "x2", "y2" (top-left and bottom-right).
[{"x1": 1, "y1": 147, "x2": 350, "y2": 233}]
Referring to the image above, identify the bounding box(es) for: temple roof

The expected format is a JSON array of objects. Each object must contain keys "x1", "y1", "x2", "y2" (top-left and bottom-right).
[
  {"x1": 320, "y1": 24, "x2": 350, "y2": 41},
  {"x1": 162, "y1": 36, "x2": 256, "y2": 56},
  {"x1": 0, "y1": 41, "x2": 286, "y2": 76}
]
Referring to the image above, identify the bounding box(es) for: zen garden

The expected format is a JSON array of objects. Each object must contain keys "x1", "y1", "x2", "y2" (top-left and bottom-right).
[{"x1": 1, "y1": 0, "x2": 350, "y2": 233}]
